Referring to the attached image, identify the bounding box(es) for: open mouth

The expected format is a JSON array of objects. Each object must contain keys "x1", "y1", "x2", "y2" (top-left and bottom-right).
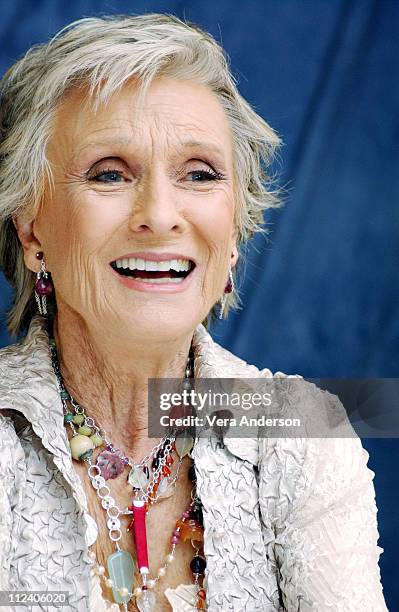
[{"x1": 110, "y1": 257, "x2": 196, "y2": 284}]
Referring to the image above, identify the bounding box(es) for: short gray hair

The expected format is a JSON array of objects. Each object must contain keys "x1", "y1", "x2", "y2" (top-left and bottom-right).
[{"x1": 0, "y1": 13, "x2": 282, "y2": 338}]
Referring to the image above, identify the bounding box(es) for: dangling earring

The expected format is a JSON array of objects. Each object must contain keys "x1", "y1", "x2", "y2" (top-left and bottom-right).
[
  {"x1": 34, "y1": 252, "x2": 53, "y2": 316},
  {"x1": 219, "y1": 268, "x2": 235, "y2": 320}
]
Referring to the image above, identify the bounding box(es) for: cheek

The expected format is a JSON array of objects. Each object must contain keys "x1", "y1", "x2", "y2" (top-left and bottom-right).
[
  {"x1": 194, "y1": 189, "x2": 235, "y2": 244},
  {"x1": 190, "y1": 193, "x2": 235, "y2": 291},
  {"x1": 40, "y1": 194, "x2": 125, "y2": 315},
  {"x1": 44, "y1": 192, "x2": 126, "y2": 258}
]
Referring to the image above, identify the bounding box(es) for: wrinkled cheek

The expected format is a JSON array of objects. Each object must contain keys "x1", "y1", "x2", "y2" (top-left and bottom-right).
[
  {"x1": 43, "y1": 200, "x2": 116, "y2": 321},
  {"x1": 49, "y1": 237, "x2": 111, "y2": 322},
  {"x1": 199, "y1": 237, "x2": 232, "y2": 310}
]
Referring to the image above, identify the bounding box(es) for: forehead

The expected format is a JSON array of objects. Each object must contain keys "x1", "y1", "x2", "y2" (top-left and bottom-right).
[{"x1": 49, "y1": 76, "x2": 233, "y2": 161}]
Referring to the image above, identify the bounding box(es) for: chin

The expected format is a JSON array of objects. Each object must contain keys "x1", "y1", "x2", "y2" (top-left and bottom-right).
[{"x1": 113, "y1": 307, "x2": 201, "y2": 342}]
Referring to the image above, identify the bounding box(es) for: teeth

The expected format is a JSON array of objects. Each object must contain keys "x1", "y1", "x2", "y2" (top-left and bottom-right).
[
  {"x1": 128, "y1": 258, "x2": 145, "y2": 271},
  {"x1": 135, "y1": 277, "x2": 185, "y2": 284},
  {"x1": 145, "y1": 260, "x2": 158, "y2": 272},
  {"x1": 113, "y1": 257, "x2": 192, "y2": 272}
]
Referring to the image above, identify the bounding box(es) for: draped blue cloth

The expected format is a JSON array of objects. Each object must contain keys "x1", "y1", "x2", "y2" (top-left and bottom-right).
[{"x1": 0, "y1": 1, "x2": 397, "y2": 608}]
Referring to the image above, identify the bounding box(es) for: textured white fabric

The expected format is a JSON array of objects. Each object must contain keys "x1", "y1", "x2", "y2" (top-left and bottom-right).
[{"x1": 0, "y1": 315, "x2": 388, "y2": 611}]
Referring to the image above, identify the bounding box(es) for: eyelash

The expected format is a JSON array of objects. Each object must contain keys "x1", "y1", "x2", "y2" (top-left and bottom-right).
[{"x1": 88, "y1": 167, "x2": 225, "y2": 184}]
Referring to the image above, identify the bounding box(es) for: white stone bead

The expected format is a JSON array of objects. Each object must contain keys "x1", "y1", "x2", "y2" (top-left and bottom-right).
[
  {"x1": 97, "y1": 565, "x2": 105, "y2": 575},
  {"x1": 69, "y1": 434, "x2": 94, "y2": 460},
  {"x1": 88, "y1": 551, "x2": 97, "y2": 561},
  {"x1": 158, "y1": 567, "x2": 166, "y2": 577},
  {"x1": 105, "y1": 578, "x2": 114, "y2": 588},
  {"x1": 119, "y1": 587, "x2": 129, "y2": 596},
  {"x1": 133, "y1": 587, "x2": 142, "y2": 596},
  {"x1": 166, "y1": 553, "x2": 174, "y2": 563},
  {"x1": 147, "y1": 579, "x2": 156, "y2": 589}
]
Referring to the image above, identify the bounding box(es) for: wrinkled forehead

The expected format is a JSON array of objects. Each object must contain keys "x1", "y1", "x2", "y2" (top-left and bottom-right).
[{"x1": 47, "y1": 77, "x2": 234, "y2": 167}]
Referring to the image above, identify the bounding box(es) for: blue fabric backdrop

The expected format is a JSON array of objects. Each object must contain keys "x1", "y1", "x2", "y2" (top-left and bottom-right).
[{"x1": 0, "y1": 1, "x2": 397, "y2": 608}]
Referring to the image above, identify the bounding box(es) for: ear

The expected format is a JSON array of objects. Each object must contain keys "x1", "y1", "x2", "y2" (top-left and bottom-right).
[{"x1": 12, "y1": 215, "x2": 43, "y2": 274}]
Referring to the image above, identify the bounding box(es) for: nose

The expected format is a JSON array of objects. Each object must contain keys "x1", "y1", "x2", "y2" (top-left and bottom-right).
[{"x1": 128, "y1": 167, "x2": 186, "y2": 236}]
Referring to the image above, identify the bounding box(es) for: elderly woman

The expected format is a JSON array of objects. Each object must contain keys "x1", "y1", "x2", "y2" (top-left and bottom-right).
[{"x1": 0, "y1": 13, "x2": 387, "y2": 612}]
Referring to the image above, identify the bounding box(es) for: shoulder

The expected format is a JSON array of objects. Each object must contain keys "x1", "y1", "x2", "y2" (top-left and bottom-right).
[
  {"x1": 0, "y1": 334, "x2": 30, "y2": 395},
  {"x1": 0, "y1": 315, "x2": 47, "y2": 364},
  {"x1": 257, "y1": 381, "x2": 373, "y2": 527},
  {"x1": 0, "y1": 333, "x2": 36, "y2": 473}
]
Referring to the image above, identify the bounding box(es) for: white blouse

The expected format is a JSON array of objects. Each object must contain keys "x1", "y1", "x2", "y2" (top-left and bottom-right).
[{"x1": 0, "y1": 316, "x2": 388, "y2": 611}]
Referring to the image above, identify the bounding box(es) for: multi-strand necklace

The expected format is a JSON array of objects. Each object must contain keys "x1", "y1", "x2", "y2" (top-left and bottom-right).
[{"x1": 48, "y1": 330, "x2": 207, "y2": 611}]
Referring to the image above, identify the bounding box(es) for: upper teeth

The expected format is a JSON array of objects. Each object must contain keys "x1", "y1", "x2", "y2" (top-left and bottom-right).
[{"x1": 114, "y1": 257, "x2": 191, "y2": 272}]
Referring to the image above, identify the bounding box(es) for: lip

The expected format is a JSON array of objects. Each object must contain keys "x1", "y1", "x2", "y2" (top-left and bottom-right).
[
  {"x1": 110, "y1": 252, "x2": 196, "y2": 264},
  {"x1": 109, "y1": 251, "x2": 197, "y2": 294}
]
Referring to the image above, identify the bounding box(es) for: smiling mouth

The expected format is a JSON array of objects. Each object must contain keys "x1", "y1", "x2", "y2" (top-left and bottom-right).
[{"x1": 110, "y1": 257, "x2": 196, "y2": 284}]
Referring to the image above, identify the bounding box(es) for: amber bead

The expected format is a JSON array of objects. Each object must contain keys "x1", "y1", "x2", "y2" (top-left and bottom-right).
[{"x1": 176, "y1": 518, "x2": 203, "y2": 542}]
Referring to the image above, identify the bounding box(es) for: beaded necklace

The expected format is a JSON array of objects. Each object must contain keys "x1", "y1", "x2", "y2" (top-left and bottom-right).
[{"x1": 48, "y1": 329, "x2": 207, "y2": 611}]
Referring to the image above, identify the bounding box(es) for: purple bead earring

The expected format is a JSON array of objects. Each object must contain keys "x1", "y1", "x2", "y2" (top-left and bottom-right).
[
  {"x1": 219, "y1": 268, "x2": 235, "y2": 320},
  {"x1": 34, "y1": 252, "x2": 53, "y2": 316}
]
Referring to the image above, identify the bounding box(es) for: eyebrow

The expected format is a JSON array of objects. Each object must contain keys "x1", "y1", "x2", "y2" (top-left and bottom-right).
[
  {"x1": 179, "y1": 139, "x2": 226, "y2": 158},
  {"x1": 76, "y1": 137, "x2": 226, "y2": 161}
]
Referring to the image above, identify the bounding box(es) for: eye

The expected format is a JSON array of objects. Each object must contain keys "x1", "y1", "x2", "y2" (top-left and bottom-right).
[
  {"x1": 186, "y1": 169, "x2": 225, "y2": 182},
  {"x1": 88, "y1": 168, "x2": 127, "y2": 183}
]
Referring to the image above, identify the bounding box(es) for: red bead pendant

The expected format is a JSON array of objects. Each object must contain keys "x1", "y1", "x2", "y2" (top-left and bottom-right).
[
  {"x1": 35, "y1": 277, "x2": 53, "y2": 296},
  {"x1": 224, "y1": 278, "x2": 233, "y2": 294}
]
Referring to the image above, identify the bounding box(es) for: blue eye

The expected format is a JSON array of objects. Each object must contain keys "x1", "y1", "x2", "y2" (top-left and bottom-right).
[
  {"x1": 188, "y1": 169, "x2": 223, "y2": 182},
  {"x1": 89, "y1": 169, "x2": 125, "y2": 183}
]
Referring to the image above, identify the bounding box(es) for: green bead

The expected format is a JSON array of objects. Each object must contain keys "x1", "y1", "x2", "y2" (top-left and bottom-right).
[
  {"x1": 90, "y1": 434, "x2": 103, "y2": 447},
  {"x1": 63, "y1": 412, "x2": 74, "y2": 424},
  {"x1": 77, "y1": 425, "x2": 92, "y2": 436},
  {"x1": 60, "y1": 390, "x2": 69, "y2": 401},
  {"x1": 72, "y1": 414, "x2": 85, "y2": 425},
  {"x1": 107, "y1": 550, "x2": 136, "y2": 604}
]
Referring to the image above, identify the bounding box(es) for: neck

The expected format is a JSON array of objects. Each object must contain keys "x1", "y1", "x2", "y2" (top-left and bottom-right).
[{"x1": 52, "y1": 305, "x2": 195, "y2": 461}]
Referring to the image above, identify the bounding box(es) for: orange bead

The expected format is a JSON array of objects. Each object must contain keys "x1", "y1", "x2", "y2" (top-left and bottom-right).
[
  {"x1": 162, "y1": 465, "x2": 171, "y2": 476},
  {"x1": 198, "y1": 589, "x2": 206, "y2": 599},
  {"x1": 177, "y1": 519, "x2": 203, "y2": 542},
  {"x1": 166, "y1": 455, "x2": 174, "y2": 466}
]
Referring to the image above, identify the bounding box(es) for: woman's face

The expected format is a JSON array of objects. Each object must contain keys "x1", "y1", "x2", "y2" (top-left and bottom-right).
[{"x1": 25, "y1": 76, "x2": 238, "y2": 343}]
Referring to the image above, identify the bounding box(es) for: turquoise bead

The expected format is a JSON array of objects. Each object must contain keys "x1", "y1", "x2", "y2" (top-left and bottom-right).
[
  {"x1": 107, "y1": 550, "x2": 135, "y2": 604},
  {"x1": 63, "y1": 412, "x2": 74, "y2": 424}
]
